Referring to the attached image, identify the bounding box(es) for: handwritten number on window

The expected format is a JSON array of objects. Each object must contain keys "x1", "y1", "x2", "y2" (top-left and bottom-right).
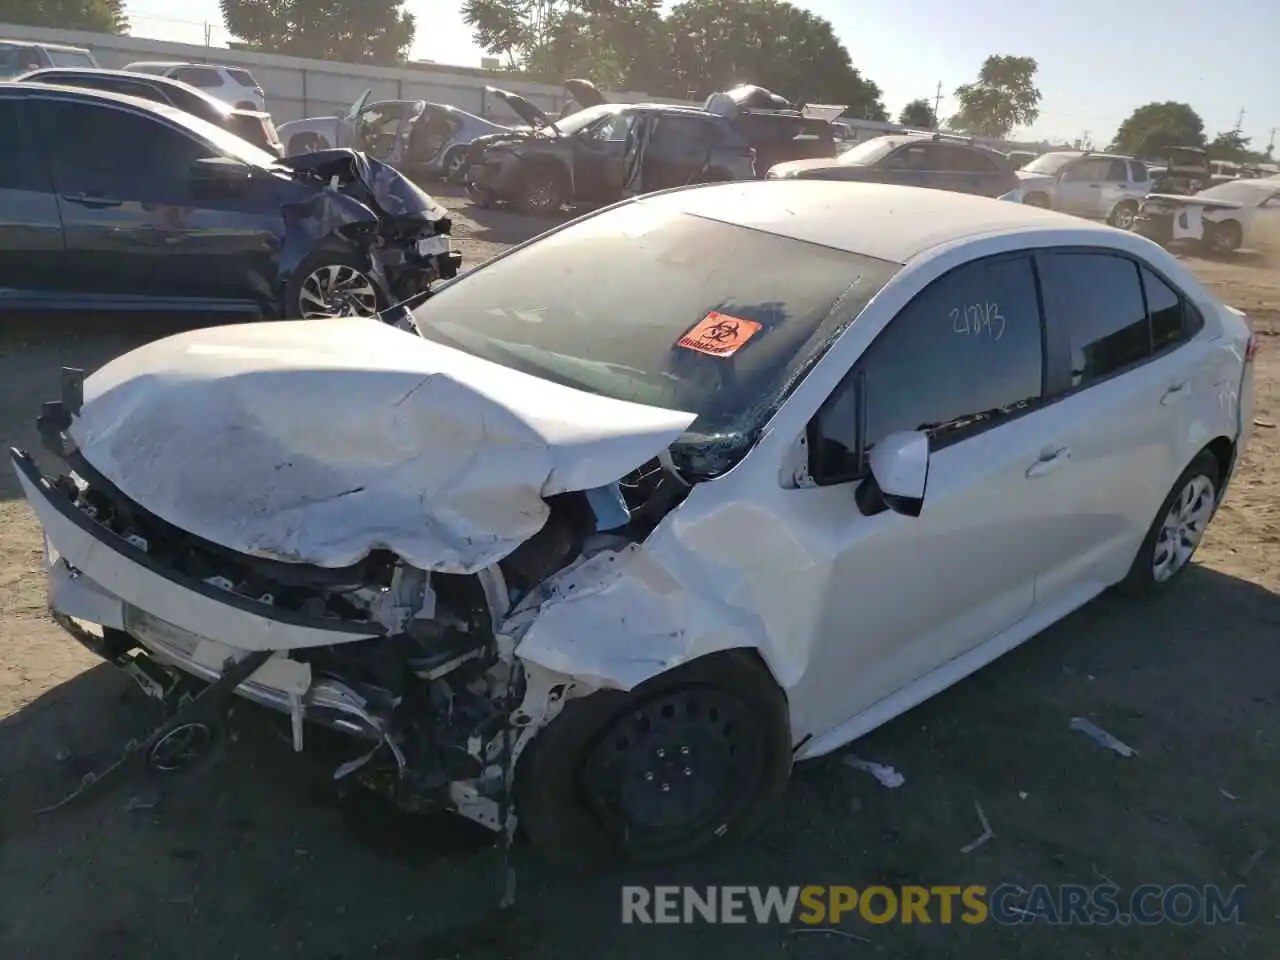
[{"x1": 949, "y1": 303, "x2": 1006, "y2": 341}]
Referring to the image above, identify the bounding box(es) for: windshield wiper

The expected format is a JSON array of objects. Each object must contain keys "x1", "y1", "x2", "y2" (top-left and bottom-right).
[{"x1": 917, "y1": 398, "x2": 1036, "y2": 436}]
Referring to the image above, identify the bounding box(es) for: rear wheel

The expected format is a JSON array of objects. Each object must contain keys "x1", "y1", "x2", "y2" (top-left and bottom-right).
[
  {"x1": 515, "y1": 652, "x2": 792, "y2": 869},
  {"x1": 1109, "y1": 200, "x2": 1139, "y2": 230},
  {"x1": 441, "y1": 147, "x2": 467, "y2": 181},
  {"x1": 1204, "y1": 220, "x2": 1242, "y2": 255},
  {"x1": 1114, "y1": 452, "x2": 1220, "y2": 597}
]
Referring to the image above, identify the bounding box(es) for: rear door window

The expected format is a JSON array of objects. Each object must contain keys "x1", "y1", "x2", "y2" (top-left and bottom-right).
[
  {"x1": 1129, "y1": 161, "x2": 1148, "y2": 182},
  {"x1": 939, "y1": 146, "x2": 997, "y2": 172},
  {"x1": 47, "y1": 49, "x2": 95, "y2": 68},
  {"x1": 172, "y1": 66, "x2": 223, "y2": 88},
  {"x1": 1038, "y1": 251, "x2": 1150, "y2": 387},
  {"x1": 0, "y1": 98, "x2": 50, "y2": 191}
]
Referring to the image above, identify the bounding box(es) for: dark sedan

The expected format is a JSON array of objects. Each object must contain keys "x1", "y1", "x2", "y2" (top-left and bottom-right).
[
  {"x1": 0, "y1": 84, "x2": 460, "y2": 319},
  {"x1": 767, "y1": 132, "x2": 1018, "y2": 199},
  {"x1": 16, "y1": 67, "x2": 286, "y2": 158}
]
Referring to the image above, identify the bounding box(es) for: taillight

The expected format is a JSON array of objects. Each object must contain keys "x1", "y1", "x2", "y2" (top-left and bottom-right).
[{"x1": 1245, "y1": 334, "x2": 1259, "y2": 363}]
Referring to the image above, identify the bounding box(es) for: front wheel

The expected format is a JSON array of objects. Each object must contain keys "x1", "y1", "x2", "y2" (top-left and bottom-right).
[
  {"x1": 515, "y1": 653, "x2": 792, "y2": 869},
  {"x1": 285, "y1": 250, "x2": 384, "y2": 319},
  {"x1": 1114, "y1": 452, "x2": 1220, "y2": 597},
  {"x1": 517, "y1": 170, "x2": 566, "y2": 215},
  {"x1": 1203, "y1": 221, "x2": 1242, "y2": 256},
  {"x1": 441, "y1": 147, "x2": 467, "y2": 182}
]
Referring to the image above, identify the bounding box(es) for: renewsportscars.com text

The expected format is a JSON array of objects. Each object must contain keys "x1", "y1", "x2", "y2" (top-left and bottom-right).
[{"x1": 621, "y1": 884, "x2": 1247, "y2": 926}]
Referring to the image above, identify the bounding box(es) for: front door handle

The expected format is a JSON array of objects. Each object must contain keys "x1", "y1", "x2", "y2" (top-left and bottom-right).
[
  {"x1": 1026, "y1": 446, "x2": 1071, "y2": 478},
  {"x1": 62, "y1": 192, "x2": 122, "y2": 209},
  {"x1": 1160, "y1": 382, "x2": 1188, "y2": 405}
]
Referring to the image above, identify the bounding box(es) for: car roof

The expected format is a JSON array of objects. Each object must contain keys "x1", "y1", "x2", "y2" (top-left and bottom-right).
[
  {"x1": 126, "y1": 61, "x2": 216, "y2": 70},
  {"x1": 634, "y1": 180, "x2": 1122, "y2": 263},
  {"x1": 18, "y1": 67, "x2": 234, "y2": 111},
  {"x1": 1, "y1": 39, "x2": 89, "y2": 51},
  {"x1": 0, "y1": 80, "x2": 214, "y2": 125}
]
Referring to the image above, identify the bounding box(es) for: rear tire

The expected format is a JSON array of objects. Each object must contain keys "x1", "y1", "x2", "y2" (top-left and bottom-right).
[
  {"x1": 1114, "y1": 452, "x2": 1220, "y2": 598},
  {"x1": 515, "y1": 652, "x2": 792, "y2": 870},
  {"x1": 1109, "y1": 200, "x2": 1139, "y2": 230},
  {"x1": 441, "y1": 147, "x2": 467, "y2": 182},
  {"x1": 1203, "y1": 220, "x2": 1242, "y2": 256}
]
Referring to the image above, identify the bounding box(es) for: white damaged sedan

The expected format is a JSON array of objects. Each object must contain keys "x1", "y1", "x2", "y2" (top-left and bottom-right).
[{"x1": 13, "y1": 181, "x2": 1257, "y2": 866}]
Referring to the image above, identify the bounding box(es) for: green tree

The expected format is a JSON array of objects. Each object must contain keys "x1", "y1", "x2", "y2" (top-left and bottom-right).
[
  {"x1": 898, "y1": 98, "x2": 936, "y2": 129},
  {"x1": 1207, "y1": 129, "x2": 1268, "y2": 164},
  {"x1": 1108, "y1": 102, "x2": 1205, "y2": 156},
  {"x1": 220, "y1": 0, "x2": 414, "y2": 65},
  {"x1": 462, "y1": 0, "x2": 666, "y2": 92},
  {"x1": 0, "y1": 0, "x2": 127, "y2": 32},
  {"x1": 665, "y1": 0, "x2": 885, "y2": 118},
  {"x1": 949, "y1": 55, "x2": 1041, "y2": 138}
]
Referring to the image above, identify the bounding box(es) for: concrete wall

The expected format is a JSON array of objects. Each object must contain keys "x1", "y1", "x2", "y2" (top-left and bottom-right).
[{"x1": 0, "y1": 21, "x2": 691, "y2": 124}]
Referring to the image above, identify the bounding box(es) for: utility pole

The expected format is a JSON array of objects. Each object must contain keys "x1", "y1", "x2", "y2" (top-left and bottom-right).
[
  {"x1": 1234, "y1": 106, "x2": 1246, "y2": 133},
  {"x1": 932, "y1": 80, "x2": 943, "y2": 128},
  {"x1": 203, "y1": 21, "x2": 212, "y2": 46}
]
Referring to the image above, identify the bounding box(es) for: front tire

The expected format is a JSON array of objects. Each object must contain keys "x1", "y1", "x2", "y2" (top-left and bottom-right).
[
  {"x1": 1203, "y1": 220, "x2": 1242, "y2": 256},
  {"x1": 285, "y1": 249, "x2": 384, "y2": 319},
  {"x1": 516, "y1": 169, "x2": 566, "y2": 215},
  {"x1": 515, "y1": 652, "x2": 792, "y2": 869},
  {"x1": 1115, "y1": 452, "x2": 1220, "y2": 597}
]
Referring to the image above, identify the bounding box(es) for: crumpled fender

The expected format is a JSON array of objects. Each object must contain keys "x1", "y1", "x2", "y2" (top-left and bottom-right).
[{"x1": 278, "y1": 188, "x2": 384, "y2": 292}]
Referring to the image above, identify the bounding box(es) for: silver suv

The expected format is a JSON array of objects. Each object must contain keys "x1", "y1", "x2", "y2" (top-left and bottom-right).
[{"x1": 1012, "y1": 151, "x2": 1151, "y2": 229}]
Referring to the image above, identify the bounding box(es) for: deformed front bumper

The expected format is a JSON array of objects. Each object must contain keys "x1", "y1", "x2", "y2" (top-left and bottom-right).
[{"x1": 10, "y1": 447, "x2": 394, "y2": 749}]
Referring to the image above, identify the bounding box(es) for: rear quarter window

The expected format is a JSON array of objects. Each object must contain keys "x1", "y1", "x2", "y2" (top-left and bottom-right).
[
  {"x1": 172, "y1": 66, "x2": 222, "y2": 88},
  {"x1": 47, "y1": 50, "x2": 95, "y2": 68},
  {"x1": 227, "y1": 68, "x2": 257, "y2": 87}
]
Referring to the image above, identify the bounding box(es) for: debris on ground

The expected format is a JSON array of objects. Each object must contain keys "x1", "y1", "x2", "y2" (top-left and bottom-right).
[
  {"x1": 1018, "y1": 791, "x2": 1029, "y2": 800},
  {"x1": 1220, "y1": 788, "x2": 1240, "y2": 801},
  {"x1": 1069, "y1": 717, "x2": 1139, "y2": 757},
  {"x1": 843, "y1": 756, "x2": 905, "y2": 788},
  {"x1": 1254, "y1": 418, "x2": 1276, "y2": 428},
  {"x1": 123, "y1": 792, "x2": 160, "y2": 813},
  {"x1": 960, "y1": 801, "x2": 995, "y2": 854},
  {"x1": 1240, "y1": 845, "x2": 1268, "y2": 877}
]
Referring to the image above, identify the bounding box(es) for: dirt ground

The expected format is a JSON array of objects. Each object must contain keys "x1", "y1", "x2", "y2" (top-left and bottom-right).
[{"x1": 1, "y1": 192, "x2": 1278, "y2": 959}]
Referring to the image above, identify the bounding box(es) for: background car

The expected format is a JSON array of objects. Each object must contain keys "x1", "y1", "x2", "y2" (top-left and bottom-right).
[
  {"x1": 767, "y1": 131, "x2": 1018, "y2": 198},
  {"x1": 0, "y1": 39, "x2": 97, "y2": 78},
  {"x1": 1011, "y1": 150, "x2": 1151, "y2": 227},
  {"x1": 1137, "y1": 178, "x2": 1280, "y2": 254},
  {"x1": 123, "y1": 61, "x2": 265, "y2": 111},
  {"x1": 465, "y1": 91, "x2": 757, "y2": 214},
  {"x1": 276, "y1": 89, "x2": 511, "y2": 180},
  {"x1": 0, "y1": 83, "x2": 458, "y2": 319},
  {"x1": 15, "y1": 67, "x2": 284, "y2": 157}
]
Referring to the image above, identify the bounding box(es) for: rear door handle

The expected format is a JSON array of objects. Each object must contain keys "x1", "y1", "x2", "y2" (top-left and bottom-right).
[
  {"x1": 1160, "y1": 382, "x2": 1188, "y2": 405},
  {"x1": 61, "y1": 192, "x2": 122, "y2": 209},
  {"x1": 1026, "y1": 446, "x2": 1071, "y2": 478}
]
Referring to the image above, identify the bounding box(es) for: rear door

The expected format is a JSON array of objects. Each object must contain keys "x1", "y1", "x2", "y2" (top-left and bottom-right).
[
  {"x1": 942, "y1": 144, "x2": 1016, "y2": 197},
  {"x1": 642, "y1": 114, "x2": 720, "y2": 191},
  {"x1": 0, "y1": 96, "x2": 64, "y2": 298},
  {"x1": 1098, "y1": 157, "x2": 1136, "y2": 218},
  {"x1": 33, "y1": 98, "x2": 281, "y2": 306},
  {"x1": 1022, "y1": 250, "x2": 1210, "y2": 608},
  {"x1": 571, "y1": 110, "x2": 633, "y2": 200},
  {"x1": 874, "y1": 142, "x2": 946, "y2": 188},
  {"x1": 1055, "y1": 157, "x2": 1112, "y2": 217}
]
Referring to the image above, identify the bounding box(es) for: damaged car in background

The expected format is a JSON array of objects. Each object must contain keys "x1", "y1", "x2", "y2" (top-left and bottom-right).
[
  {"x1": 1135, "y1": 178, "x2": 1280, "y2": 255},
  {"x1": 0, "y1": 84, "x2": 458, "y2": 320},
  {"x1": 464, "y1": 83, "x2": 838, "y2": 214},
  {"x1": 13, "y1": 182, "x2": 1255, "y2": 867}
]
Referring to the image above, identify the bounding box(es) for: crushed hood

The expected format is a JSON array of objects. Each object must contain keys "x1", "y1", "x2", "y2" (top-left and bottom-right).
[
  {"x1": 65, "y1": 319, "x2": 696, "y2": 573},
  {"x1": 486, "y1": 86, "x2": 551, "y2": 131},
  {"x1": 278, "y1": 148, "x2": 451, "y2": 224}
]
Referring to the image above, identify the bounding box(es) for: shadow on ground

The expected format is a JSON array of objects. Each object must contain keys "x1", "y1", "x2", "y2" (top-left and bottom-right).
[{"x1": 1, "y1": 564, "x2": 1276, "y2": 959}]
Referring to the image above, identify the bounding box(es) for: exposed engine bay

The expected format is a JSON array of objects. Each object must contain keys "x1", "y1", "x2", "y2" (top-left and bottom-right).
[{"x1": 38, "y1": 435, "x2": 691, "y2": 828}]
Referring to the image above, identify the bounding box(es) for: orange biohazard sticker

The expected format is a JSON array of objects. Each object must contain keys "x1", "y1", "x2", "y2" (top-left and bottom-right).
[{"x1": 676, "y1": 311, "x2": 762, "y2": 358}]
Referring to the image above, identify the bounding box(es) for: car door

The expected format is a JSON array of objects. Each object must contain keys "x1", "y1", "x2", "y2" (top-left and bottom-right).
[
  {"x1": 1097, "y1": 157, "x2": 1136, "y2": 218},
  {"x1": 642, "y1": 114, "x2": 720, "y2": 191},
  {"x1": 1021, "y1": 250, "x2": 1211, "y2": 609},
  {"x1": 794, "y1": 253, "x2": 1054, "y2": 728},
  {"x1": 571, "y1": 110, "x2": 633, "y2": 201},
  {"x1": 930, "y1": 144, "x2": 997, "y2": 194},
  {"x1": 1055, "y1": 157, "x2": 1111, "y2": 216},
  {"x1": 33, "y1": 97, "x2": 281, "y2": 305},
  {"x1": 0, "y1": 96, "x2": 64, "y2": 299},
  {"x1": 874, "y1": 142, "x2": 939, "y2": 188}
]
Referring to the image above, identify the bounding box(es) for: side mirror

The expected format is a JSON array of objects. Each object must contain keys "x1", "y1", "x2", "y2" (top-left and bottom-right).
[
  {"x1": 858, "y1": 430, "x2": 930, "y2": 518},
  {"x1": 191, "y1": 156, "x2": 253, "y2": 185}
]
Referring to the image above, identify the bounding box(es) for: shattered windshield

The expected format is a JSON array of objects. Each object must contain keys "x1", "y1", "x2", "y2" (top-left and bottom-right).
[
  {"x1": 1022, "y1": 153, "x2": 1078, "y2": 176},
  {"x1": 410, "y1": 201, "x2": 900, "y2": 477}
]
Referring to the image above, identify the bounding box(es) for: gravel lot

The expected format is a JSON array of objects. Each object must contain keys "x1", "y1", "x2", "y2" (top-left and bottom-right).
[{"x1": 1, "y1": 191, "x2": 1278, "y2": 959}]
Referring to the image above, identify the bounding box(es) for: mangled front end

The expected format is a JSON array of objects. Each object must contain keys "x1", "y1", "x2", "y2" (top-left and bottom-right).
[{"x1": 13, "y1": 318, "x2": 700, "y2": 829}]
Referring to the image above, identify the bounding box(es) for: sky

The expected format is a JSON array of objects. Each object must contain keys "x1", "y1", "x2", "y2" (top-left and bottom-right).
[{"x1": 124, "y1": 0, "x2": 1279, "y2": 149}]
